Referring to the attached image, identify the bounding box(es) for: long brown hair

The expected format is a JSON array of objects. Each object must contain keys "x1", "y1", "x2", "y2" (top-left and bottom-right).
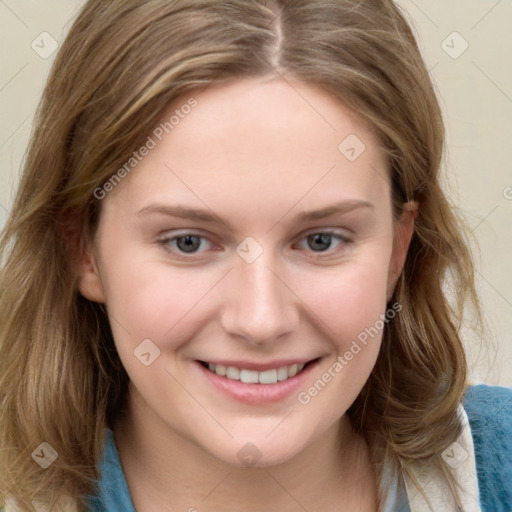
[{"x1": 0, "y1": 1, "x2": 480, "y2": 509}]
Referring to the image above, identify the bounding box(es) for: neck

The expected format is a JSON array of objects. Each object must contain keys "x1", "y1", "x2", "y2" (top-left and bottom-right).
[{"x1": 114, "y1": 387, "x2": 378, "y2": 512}]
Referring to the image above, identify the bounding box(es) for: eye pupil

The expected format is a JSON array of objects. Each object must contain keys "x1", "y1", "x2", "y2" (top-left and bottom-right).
[
  {"x1": 308, "y1": 234, "x2": 332, "y2": 252},
  {"x1": 177, "y1": 235, "x2": 201, "y2": 253}
]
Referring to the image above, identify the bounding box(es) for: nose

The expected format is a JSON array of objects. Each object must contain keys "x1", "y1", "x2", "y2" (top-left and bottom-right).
[{"x1": 220, "y1": 252, "x2": 300, "y2": 346}]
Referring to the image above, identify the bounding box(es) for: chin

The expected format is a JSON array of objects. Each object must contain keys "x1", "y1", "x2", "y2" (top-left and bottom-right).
[{"x1": 202, "y1": 427, "x2": 315, "y2": 470}]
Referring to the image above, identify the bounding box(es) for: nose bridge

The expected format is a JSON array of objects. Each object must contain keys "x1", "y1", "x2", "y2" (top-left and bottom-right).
[{"x1": 220, "y1": 248, "x2": 298, "y2": 344}]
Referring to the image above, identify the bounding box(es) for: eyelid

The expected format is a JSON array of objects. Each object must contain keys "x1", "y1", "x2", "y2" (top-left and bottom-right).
[
  {"x1": 157, "y1": 228, "x2": 210, "y2": 239},
  {"x1": 156, "y1": 230, "x2": 218, "y2": 257},
  {"x1": 296, "y1": 227, "x2": 353, "y2": 243},
  {"x1": 289, "y1": 231, "x2": 354, "y2": 263}
]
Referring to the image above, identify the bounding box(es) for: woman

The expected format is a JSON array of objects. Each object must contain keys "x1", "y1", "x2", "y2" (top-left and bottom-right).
[{"x1": 1, "y1": 1, "x2": 511, "y2": 510}]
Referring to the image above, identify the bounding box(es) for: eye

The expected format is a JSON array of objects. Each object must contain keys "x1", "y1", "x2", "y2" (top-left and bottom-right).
[
  {"x1": 157, "y1": 233, "x2": 214, "y2": 255},
  {"x1": 295, "y1": 231, "x2": 352, "y2": 253}
]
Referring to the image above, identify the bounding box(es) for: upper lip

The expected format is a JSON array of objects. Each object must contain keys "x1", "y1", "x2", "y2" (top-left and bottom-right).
[{"x1": 198, "y1": 358, "x2": 319, "y2": 371}]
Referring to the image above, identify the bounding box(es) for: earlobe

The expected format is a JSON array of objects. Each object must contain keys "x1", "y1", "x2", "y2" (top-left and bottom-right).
[
  {"x1": 386, "y1": 201, "x2": 418, "y2": 301},
  {"x1": 77, "y1": 246, "x2": 106, "y2": 303}
]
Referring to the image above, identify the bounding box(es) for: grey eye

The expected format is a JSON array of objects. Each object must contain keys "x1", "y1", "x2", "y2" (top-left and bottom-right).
[
  {"x1": 175, "y1": 235, "x2": 202, "y2": 253},
  {"x1": 307, "y1": 233, "x2": 334, "y2": 252}
]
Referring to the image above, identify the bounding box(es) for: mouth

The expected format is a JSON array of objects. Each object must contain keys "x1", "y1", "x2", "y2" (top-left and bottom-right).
[
  {"x1": 198, "y1": 360, "x2": 314, "y2": 384},
  {"x1": 195, "y1": 358, "x2": 321, "y2": 404}
]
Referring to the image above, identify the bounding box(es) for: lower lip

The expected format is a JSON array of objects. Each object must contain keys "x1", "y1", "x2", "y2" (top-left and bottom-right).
[{"x1": 195, "y1": 359, "x2": 319, "y2": 405}]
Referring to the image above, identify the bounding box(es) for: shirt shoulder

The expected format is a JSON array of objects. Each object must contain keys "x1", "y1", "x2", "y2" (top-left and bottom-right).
[
  {"x1": 85, "y1": 429, "x2": 136, "y2": 512},
  {"x1": 87, "y1": 389, "x2": 512, "y2": 511},
  {"x1": 463, "y1": 384, "x2": 512, "y2": 512}
]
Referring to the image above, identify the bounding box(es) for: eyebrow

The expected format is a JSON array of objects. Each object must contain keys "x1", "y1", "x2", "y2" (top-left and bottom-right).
[
  {"x1": 295, "y1": 200, "x2": 374, "y2": 221},
  {"x1": 136, "y1": 200, "x2": 374, "y2": 230}
]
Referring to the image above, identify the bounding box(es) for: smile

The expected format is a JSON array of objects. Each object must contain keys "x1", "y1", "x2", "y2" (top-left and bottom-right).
[{"x1": 201, "y1": 362, "x2": 307, "y2": 384}]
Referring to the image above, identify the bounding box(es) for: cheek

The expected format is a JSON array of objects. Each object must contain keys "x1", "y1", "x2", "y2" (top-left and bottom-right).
[
  {"x1": 293, "y1": 257, "x2": 392, "y2": 421},
  {"x1": 98, "y1": 254, "x2": 222, "y2": 412},
  {"x1": 100, "y1": 259, "x2": 164, "y2": 337},
  {"x1": 100, "y1": 254, "x2": 221, "y2": 342},
  {"x1": 300, "y1": 253, "x2": 391, "y2": 348}
]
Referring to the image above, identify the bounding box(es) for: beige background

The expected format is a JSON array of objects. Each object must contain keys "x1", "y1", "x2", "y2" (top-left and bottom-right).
[{"x1": 1, "y1": 1, "x2": 511, "y2": 386}]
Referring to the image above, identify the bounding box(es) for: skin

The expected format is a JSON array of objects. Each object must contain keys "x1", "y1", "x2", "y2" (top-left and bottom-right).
[{"x1": 79, "y1": 76, "x2": 415, "y2": 511}]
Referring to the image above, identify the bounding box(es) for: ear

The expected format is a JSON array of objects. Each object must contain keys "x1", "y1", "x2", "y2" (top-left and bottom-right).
[
  {"x1": 77, "y1": 243, "x2": 106, "y2": 303},
  {"x1": 386, "y1": 201, "x2": 418, "y2": 301},
  {"x1": 59, "y1": 216, "x2": 106, "y2": 303}
]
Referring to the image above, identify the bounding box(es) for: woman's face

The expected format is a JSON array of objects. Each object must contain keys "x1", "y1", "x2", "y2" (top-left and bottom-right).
[{"x1": 80, "y1": 77, "x2": 413, "y2": 468}]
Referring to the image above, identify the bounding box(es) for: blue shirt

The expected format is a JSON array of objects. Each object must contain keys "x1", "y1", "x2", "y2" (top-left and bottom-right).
[{"x1": 86, "y1": 384, "x2": 512, "y2": 511}]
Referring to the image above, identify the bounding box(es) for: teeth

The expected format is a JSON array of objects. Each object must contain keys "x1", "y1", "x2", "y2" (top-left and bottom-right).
[
  {"x1": 206, "y1": 362, "x2": 306, "y2": 384},
  {"x1": 277, "y1": 367, "x2": 289, "y2": 381},
  {"x1": 215, "y1": 364, "x2": 227, "y2": 376},
  {"x1": 226, "y1": 366, "x2": 240, "y2": 380},
  {"x1": 240, "y1": 369, "x2": 259, "y2": 384},
  {"x1": 288, "y1": 364, "x2": 299, "y2": 378},
  {"x1": 259, "y1": 369, "x2": 277, "y2": 384}
]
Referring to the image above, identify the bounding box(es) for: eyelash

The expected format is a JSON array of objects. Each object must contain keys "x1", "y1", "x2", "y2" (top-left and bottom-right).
[{"x1": 156, "y1": 230, "x2": 353, "y2": 260}]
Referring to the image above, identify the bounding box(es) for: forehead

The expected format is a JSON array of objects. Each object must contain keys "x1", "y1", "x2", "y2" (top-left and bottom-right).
[{"x1": 105, "y1": 77, "x2": 390, "y2": 220}]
